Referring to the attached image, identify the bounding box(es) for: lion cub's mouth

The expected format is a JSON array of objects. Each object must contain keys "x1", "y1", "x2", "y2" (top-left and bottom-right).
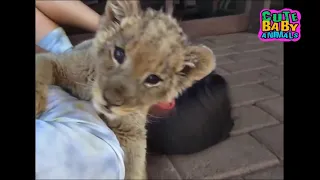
[
  {"x1": 92, "y1": 101, "x2": 118, "y2": 120},
  {"x1": 102, "y1": 104, "x2": 112, "y2": 113}
]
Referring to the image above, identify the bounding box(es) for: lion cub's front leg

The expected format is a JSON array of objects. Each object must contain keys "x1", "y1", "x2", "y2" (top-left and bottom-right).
[
  {"x1": 120, "y1": 139, "x2": 147, "y2": 180},
  {"x1": 107, "y1": 117, "x2": 148, "y2": 180},
  {"x1": 36, "y1": 55, "x2": 55, "y2": 116},
  {"x1": 36, "y1": 80, "x2": 48, "y2": 116}
]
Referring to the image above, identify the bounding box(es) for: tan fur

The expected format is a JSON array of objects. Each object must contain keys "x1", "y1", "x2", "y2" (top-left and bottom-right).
[{"x1": 35, "y1": 0, "x2": 216, "y2": 179}]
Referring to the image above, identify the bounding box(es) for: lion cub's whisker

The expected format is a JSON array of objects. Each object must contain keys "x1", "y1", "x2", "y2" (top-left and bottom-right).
[{"x1": 74, "y1": 81, "x2": 93, "y2": 87}]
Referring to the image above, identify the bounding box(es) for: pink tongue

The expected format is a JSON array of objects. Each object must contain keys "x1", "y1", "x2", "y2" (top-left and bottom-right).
[{"x1": 154, "y1": 100, "x2": 176, "y2": 110}]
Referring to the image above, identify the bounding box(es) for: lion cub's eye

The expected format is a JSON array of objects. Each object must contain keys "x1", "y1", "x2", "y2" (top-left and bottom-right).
[
  {"x1": 144, "y1": 74, "x2": 162, "y2": 87},
  {"x1": 113, "y1": 46, "x2": 125, "y2": 64}
]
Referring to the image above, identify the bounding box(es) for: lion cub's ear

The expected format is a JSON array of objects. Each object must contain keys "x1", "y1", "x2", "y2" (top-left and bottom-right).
[
  {"x1": 93, "y1": 0, "x2": 142, "y2": 54},
  {"x1": 101, "y1": 0, "x2": 141, "y2": 26},
  {"x1": 181, "y1": 45, "x2": 216, "y2": 81}
]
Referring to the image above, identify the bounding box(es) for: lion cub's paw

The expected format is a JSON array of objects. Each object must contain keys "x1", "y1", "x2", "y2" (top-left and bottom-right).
[{"x1": 36, "y1": 81, "x2": 48, "y2": 117}]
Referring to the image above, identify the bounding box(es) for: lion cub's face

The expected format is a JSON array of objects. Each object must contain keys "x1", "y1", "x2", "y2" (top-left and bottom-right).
[{"x1": 91, "y1": 1, "x2": 216, "y2": 120}]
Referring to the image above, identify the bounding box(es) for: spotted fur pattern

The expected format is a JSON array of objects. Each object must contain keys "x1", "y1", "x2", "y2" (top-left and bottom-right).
[{"x1": 35, "y1": 0, "x2": 216, "y2": 179}]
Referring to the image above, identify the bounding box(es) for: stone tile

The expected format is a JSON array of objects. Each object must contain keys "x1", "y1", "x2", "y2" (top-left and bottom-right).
[
  {"x1": 231, "y1": 106, "x2": 279, "y2": 136},
  {"x1": 226, "y1": 177, "x2": 244, "y2": 180},
  {"x1": 210, "y1": 44, "x2": 236, "y2": 50},
  {"x1": 209, "y1": 33, "x2": 257, "y2": 43},
  {"x1": 252, "y1": 124, "x2": 284, "y2": 160},
  {"x1": 262, "y1": 78, "x2": 283, "y2": 95},
  {"x1": 257, "y1": 97, "x2": 283, "y2": 122},
  {"x1": 216, "y1": 55, "x2": 236, "y2": 65},
  {"x1": 229, "y1": 49, "x2": 283, "y2": 65},
  {"x1": 232, "y1": 43, "x2": 275, "y2": 53},
  {"x1": 190, "y1": 38, "x2": 214, "y2": 48},
  {"x1": 244, "y1": 166, "x2": 283, "y2": 179},
  {"x1": 169, "y1": 134, "x2": 279, "y2": 179},
  {"x1": 263, "y1": 65, "x2": 283, "y2": 78},
  {"x1": 261, "y1": 49, "x2": 284, "y2": 65},
  {"x1": 204, "y1": 34, "x2": 239, "y2": 43},
  {"x1": 265, "y1": 41, "x2": 283, "y2": 46},
  {"x1": 230, "y1": 84, "x2": 279, "y2": 107},
  {"x1": 240, "y1": 32, "x2": 261, "y2": 39},
  {"x1": 214, "y1": 48, "x2": 239, "y2": 57},
  {"x1": 225, "y1": 69, "x2": 276, "y2": 87},
  {"x1": 147, "y1": 155, "x2": 181, "y2": 179},
  {"x1": 215, "y1": 67, "x2": 230, "y2": 76},
  {"x1": 235, "y1": 36, "x2": 262, "y2": 44},
  {"x1": 206, "y1": 33, "x2": 281, "y2": 48},
  {"x1": 229, "y1": 51, "x2": 265, "y2": 62},
  {"x1": 203, "y1": 38, "x2": 236, "y2": 50},
  {"x1": 220, "y1": 59, "x2": 273, "y2": 73},
  {"x1": 192, "y1": 37, "x2": 236, "y2": 52},
  {"x1": 190, "y1": 37, "x2": 209, "y2": 44},
  {"x1": 234, "y1": 177, "x2": 244, "y2": 180}
]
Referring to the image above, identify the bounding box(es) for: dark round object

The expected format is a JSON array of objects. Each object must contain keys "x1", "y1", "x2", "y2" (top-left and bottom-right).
[{"x1": 146, "y1": 72, "x2": 234, "y2": 154}]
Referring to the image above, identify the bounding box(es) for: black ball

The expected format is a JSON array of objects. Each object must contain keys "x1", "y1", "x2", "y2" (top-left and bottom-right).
[{"x1": 146, "y1": 72, "x2": 234, "y2": 154}]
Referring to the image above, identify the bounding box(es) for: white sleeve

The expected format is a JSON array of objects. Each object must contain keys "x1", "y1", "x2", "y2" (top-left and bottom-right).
[{"x1": 36, "y1": 86, "x2": 125, "y2": 179}]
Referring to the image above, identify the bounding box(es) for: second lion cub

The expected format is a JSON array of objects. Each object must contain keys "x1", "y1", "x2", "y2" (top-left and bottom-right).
[{"x1": 36, "y1": 0, "x2": 216, "y2": 179}]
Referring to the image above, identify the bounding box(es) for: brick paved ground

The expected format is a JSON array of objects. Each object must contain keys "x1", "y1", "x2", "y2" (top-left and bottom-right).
[{"x1": 147, "y1": 33, "x2": 284, "y2": 179}]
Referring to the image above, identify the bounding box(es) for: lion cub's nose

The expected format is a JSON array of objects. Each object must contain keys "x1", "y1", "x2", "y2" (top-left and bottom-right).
[{"x1": 103, "y1": 88, "x2": 125, "y2": 107}]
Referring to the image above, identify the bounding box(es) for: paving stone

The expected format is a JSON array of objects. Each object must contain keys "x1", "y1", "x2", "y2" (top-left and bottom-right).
[
  {"x1": 232, "y1": 43, "x2": 275, "y2": 53},
  {"x1": 225, "y1": 177, "x2": 244, "y2": 180},
  {"x1": 220, "y1": 59, "x2": 273, "y2": 73},
  {"x1": 147, "y1": 155, "x2": 181, "y2": 179},
  {"x1": 269, "y1": 42, "x2": 284, "y2": 51},
  {"x1": 262, "y1": 78, "x2": 283, "y2": 95},
  {"x1": 225, "y1": 69, "x2": 276, "y2": 87},
  {"x1": 231, "y1": 106, "x2": 279, "y2": 136},
  {"x1": 190, "y1": 38, "x2": 214, "y2": 48},
  {"x1": 205, "y1": 34, "x2": 240, "y2": 43},
  {"x1": 215, "y1": 67, "x2": 230, "y2": 76},
  {"x1": 263, "y1": 65, "x2": 283, "y2": 78},
  {"x1": 235, "y1": 36, "x2": 261, "y2": 44},
  {"x1": 190, "y1": 37, "x2": 208, "y2": 43},
  {"x1": 169, "y1": 134, "x2": 279, "y2": 179},
  {"x1": 252, "y1": 124, "x2": 283, "y2": 160},
  {"x1": 233, "y1": 177, "x2": 244, "y2": 180},
  {"x1": 229, "y1": 51, "x2": 265, "y2": 62},
  {"x1": 257, "y1": 97, "x2": 283, "y2": 121},
  {"x1": 203, "y1": 38, "x2": 236, "y2": 50},
  {"x1": 229, "y1": 50, "x2": 283, "y2": 65},
  {"x1": 214, "y1": 47, "x2": 239, "y2": 57},
  {"x1": 209, "y1": 43, "x2": 235, "y2": 50},
  {"x1": 216, "y1": 55, "x2": 236, "y2": 65},
  {"x1": 209, "y1": 33, "x2": 257, "y2": 43},
  {"x1": 230, "y1": 84, "x2": 279, "y2": 107},
  {"x1": 206, "y1": 33, "x2": 277, "y2": 47},
  {"x1": 244, "y1": 166, "x2": 283, "y2": 179},
  {"x1": 268, "y1": 41, "x2": 284, "y2": 46},
  {"x1": 191, "y1": 37, "x2": 237, "y2": 52},
  {"x1": 261, "y1": 49, "x2": 284, "y2": 65}
]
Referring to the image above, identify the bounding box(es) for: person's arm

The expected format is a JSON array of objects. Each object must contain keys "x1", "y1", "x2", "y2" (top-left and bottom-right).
[
  {"x1": 36, "y1": 8, "x2": 59, "y2": 44},
  {"x1": 36, "y1": 8, "x2": 73, "y2": 54},
  {"x1": 36, "y1": 0, "x2": 100, "y2": 32}
]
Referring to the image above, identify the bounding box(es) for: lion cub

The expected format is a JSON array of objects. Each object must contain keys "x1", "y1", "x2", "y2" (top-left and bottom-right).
[{"x1": 36, "y1": 0, "x2": 216, "y2": 179}]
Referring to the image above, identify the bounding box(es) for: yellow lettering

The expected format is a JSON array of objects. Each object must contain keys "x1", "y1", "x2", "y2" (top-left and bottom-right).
[
  {"x1": 270, "y1": 23, "x2": 279, "y2": 31},
  {"x1": 262, "y1": 21, "x2": 271, "y2": 31},
  {"x1": 289, "y1": 23, "x2": 299, "y2": 31},
  {"x1": 281, "y1": 21, "x2": 290, "y2": 31}
]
